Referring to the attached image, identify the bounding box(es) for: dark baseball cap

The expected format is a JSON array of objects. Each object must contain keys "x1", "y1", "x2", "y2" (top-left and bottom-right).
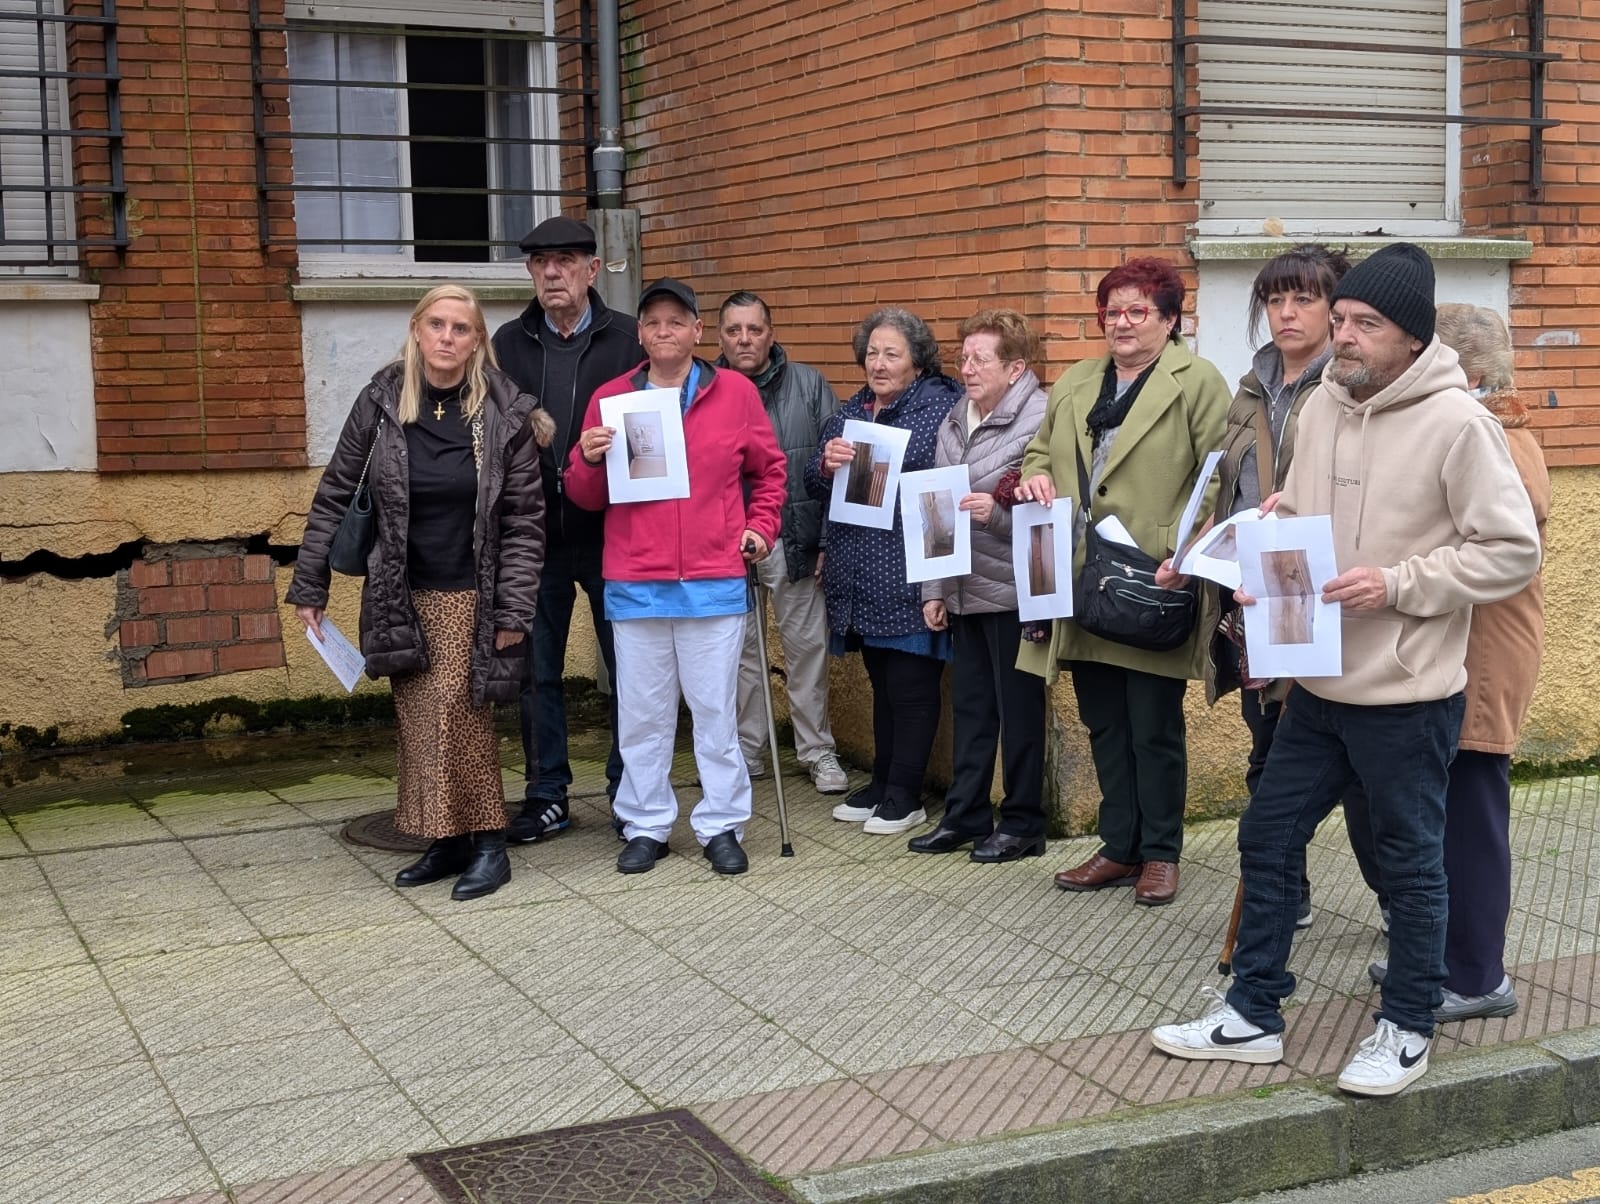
[
  {"x1": 517, "y1": 215, "x2": 598, "y2": 256},
  {"x1": 637, "y1": 277, "x2": 699, "y2": 317}
]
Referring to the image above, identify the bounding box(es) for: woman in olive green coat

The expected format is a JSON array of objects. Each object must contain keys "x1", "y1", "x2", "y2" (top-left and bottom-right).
[{"x1": 1016, "y1": 257, "x2": 1229, "y2": 906}]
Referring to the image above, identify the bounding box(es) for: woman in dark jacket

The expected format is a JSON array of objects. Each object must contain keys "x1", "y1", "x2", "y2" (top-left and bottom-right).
[
  {"x1": 914, "y1": 309, "x2": 1049, "y2": 862},
  {"x1": 287, "y1": 284, "x2": 552, "y2": 902},
  {"x1": 804, "y1": 308, "x2": 962, "y2": 836}
]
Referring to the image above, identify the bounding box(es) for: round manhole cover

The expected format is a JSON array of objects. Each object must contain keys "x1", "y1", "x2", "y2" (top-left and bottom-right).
[{"x1": 338, "y1": 807, "x2": 520, "y2": 852}]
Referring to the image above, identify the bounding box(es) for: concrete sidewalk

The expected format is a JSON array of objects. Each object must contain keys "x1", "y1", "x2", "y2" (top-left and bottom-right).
[{"x1": 2, "y1": 728, "x2": 1597, "y2": 1204}]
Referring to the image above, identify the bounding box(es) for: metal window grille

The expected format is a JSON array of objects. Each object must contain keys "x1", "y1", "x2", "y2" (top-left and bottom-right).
[
  {"x1": 1171, "y1": 0, "x2": 1561, "y2": 200},
  {"x1": 0, "y1": 0, "x2": 127, "y2": 269},
  {"x1": 249, "y1": 3, "x2": 598, "y2": 260}
]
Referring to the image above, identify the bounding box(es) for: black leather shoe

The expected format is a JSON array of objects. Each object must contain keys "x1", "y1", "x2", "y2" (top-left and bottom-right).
[
  {"x1": 970, "y1": 832, "x2": 1047, "y2": 863},
  {"x1": 617, "y1": 835, "x2": 668, "y2": 874},
  {"x1": 703, "y1": 831, "x2": 748, "y2": 875},
  {"x1": 907, "y1": 826, "x2": 978, "y2": 855},
  {"x1": 452, "y1": 830, "x2": 511, "y2": 901},
  {"x1": 394, "y1": 835, "x2": 472, "y2": 887}
]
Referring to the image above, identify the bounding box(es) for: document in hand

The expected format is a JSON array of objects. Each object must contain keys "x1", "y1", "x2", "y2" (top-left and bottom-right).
[
  {"x1": 829, "y1": 418, "x2": 910, "y2": 530},
  {"x1": 1180, "y1": 508, "x2": 1273, "y2": 592},
  {"x1": 599, "y1": 389, "x2": 691, "y2": 504},
  {"x1": 1235, "y1": 514, "x2": 1342, "y2": 679},
  {"x1": 1011, "y1": 500, "x2": 1075, "y2": 620},
  {"x1": 304, "y1": 619, "x2": 365, "y2": 693},
  {"x1": 900, "y1": 464, "x2": 971, "y2": 583}
]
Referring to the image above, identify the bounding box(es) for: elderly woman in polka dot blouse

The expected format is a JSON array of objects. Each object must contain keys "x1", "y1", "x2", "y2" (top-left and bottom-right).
[{"x1": 803, "y1": 307, "x2": 963, "y2": 837}]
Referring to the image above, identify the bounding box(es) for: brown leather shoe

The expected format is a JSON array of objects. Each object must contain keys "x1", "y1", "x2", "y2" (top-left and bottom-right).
[
  {"x1": 1134, "y1": 860, "x2": 1179, "y2": 906},
  {"x1": 1054, "y1": 853, "x2": 1142, "y2": 892}
]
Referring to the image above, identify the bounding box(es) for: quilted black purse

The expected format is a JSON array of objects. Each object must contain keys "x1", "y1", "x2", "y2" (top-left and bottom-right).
[{"x1": 328, "y1": 416, "x2": 384, "y2": 576}]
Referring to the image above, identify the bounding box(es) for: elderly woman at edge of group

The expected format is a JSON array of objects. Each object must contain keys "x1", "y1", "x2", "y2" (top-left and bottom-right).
[
  {"x1": 804, "y1": 307, "x2": 964, "y2": 837},
  {"x1": 913, "y1": 308, "x2": 1050, "y2": 863},
  {"x1": 1014, "y1": 257, "x2": 1230, "y2": 907},
  {"x1": 1349, "y1": 302, "x2": 1550, "y2": 1022},
  {"x1": 287, "y1": 284, "x2": 553, "y2": 902}
]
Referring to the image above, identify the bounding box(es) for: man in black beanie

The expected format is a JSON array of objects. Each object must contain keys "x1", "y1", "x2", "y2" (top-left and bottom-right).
[{"x1": 1151, "y1": 242, "x2": 1541, "y2": 1096}]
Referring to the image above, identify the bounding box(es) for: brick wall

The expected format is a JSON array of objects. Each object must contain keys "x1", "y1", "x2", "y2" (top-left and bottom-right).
[
  {"x1": 115, "y1": 548, "x2": 286, "y2": 684},
  {"x1": 1460, "y1": 0, "x2": 1600, "y2": 467},
  {"x1": 77, "y1": 0, "x2": 307, "y2": 473},
  {"x1": 621, "y1": 0, "x2": 1200, "y2": 389}
]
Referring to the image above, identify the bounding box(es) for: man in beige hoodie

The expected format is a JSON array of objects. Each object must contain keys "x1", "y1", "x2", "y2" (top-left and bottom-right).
[{"x1": 1150, "y1": 243, "x2": 1541, "y2": 1096}]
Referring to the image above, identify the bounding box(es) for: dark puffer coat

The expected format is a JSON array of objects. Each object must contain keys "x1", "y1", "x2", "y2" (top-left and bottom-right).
[{"x1": 286, "y1": 362, "x2": 546, "y2": 706}]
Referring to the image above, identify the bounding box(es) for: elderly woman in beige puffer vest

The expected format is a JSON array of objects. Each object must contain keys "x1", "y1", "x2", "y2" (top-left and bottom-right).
[
  {"x1": 1348, "y1": 302, "x2": 1550, "y2": 1023},
  {"x1": 911, "y1": 309, "x2": 1050, "y2": 863}
]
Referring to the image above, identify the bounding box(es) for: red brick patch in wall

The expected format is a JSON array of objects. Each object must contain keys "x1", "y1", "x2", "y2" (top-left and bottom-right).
[{"x1": 114, "y1": 546, "x2": 287, "y2": 686}]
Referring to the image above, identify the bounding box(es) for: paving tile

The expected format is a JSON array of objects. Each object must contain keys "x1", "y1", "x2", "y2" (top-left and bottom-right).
[
  {"x1": 78, "y1": 905, "x2": 264, "y2": 962},
  {"x1": 354, "y1": 999, "x2": 581, "y2": 1079},
  {"x1": 1046, "y1": 1026, "x2": 1294, "y2": 1105},
  {"x1": 13, "y1": 805, "x2": 170, "y2": 852},
  {"x1": 55, "y1": 871, "x2": 239, "y2": 925},
  {"x1": 0, "y1": 853, "x2": 50, "y2": 896},
  {"x1": 698, "y1": 1078, "x2": 936, "y2": 1177},
  {"x1": 0, "y1": 921, "x2": 88, "y2": 974},
  {"x1": 156, "y1": 1028, "x2": 389, "y2": 1116},
  {"x1": 262, "y1": 771, "x2": 395, "y2": 805},
  {"x1": 1275, "y1": 993, "x2": 1384, "y2": 1079},
  {"x1": 104, "y1": 943, "x2": 341, "y2": 1055},
  {"x1": 0, "y1": 1058, "x2": 178, "y2": 1145},
  {"x1": 189, "y1": 1086, "x2": 441, "y2": 1185},
  {"x1": 240, "y1": 887, "x2": 421, "y2": 939},
  {"x1": 158, "y1": 803, "x2": 316, "y2": 839},
  {"x1": 544, "y1": 974, "x2": 763, "y2": 1055},
  {"x1": 401, "y1": 865, "x2": 574, "y2": 915},
  {"x1": 0, "y1": 1122, "x2": 217, "y2": 1204},
  {"x1": 231, "y1": 1158, "x2": 437, "y2": 1204},
  {"x1": 780, "y1": 995, "x2": 1018, "y2": 1077},
  {"x1": 401, "y1": 1048, "x2": 648, "y2": 1145},
  {"x1": 208, "y1": 856, "x2": 389, "y2": 905},
  {"x1": 297, "y1": 795, "x2": 404, "y2": 824},
  {"x1": 604, "y1": 1018, "x2": 842, "y2": 1104},
  {"x1": 141, "y1": 787, "x2": 286, "y2": 813},
  {"x1": 0, "y1": 819, "x2": 28, "y2": 858},
  {"x1": 720, "y1": 951, "x2": 924, "y2": 1017},
  {"x1": 869, "y1": 924, "x2": 1080, "y2": 994},
  {"x1": 946, "y1": 972, "x2": 1168, "y2": 1045},
  {"x1": 37, "y1": 842, "x2": 200, "y2": 891},
  {"x1": 1518, "y1": 950, "x2": 1598, "y2": 1001},
  {"x1": 185, "y1": 826, "x2": 359, "y2": 870},
  {"x1": 863, "y1": 1046, "x2": 1120, "y2": 1141},
  {"x1": 0, "y1": 963, "x2": 147, "y2": 1075}
]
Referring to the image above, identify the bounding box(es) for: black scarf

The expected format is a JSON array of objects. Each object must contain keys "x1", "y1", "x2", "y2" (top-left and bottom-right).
[{"x1": 1085, "y1": 358, "x2": 1159, "y2": 442}]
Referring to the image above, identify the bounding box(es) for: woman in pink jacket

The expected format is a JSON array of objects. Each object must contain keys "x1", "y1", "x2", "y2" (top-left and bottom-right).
[{"x1": 567, "y1": 278, "x2": 786, "y2": 876}]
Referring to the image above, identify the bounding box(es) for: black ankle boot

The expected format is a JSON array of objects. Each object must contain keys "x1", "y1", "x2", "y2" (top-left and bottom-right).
[
  {"x1": 394, "y1": 835, "x2": 473, "y2": 887},
  {"x1": 451, "y1": 829, "x2": 511, "y2": 901}
]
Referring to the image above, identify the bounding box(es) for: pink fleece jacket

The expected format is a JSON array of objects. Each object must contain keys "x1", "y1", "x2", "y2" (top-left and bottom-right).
[{"x1": 565, "y1": 359, "x2": 786, "y2": 582}]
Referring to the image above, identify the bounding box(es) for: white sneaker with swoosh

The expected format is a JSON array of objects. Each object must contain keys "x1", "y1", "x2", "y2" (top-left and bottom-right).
[
  {"x1": 1337, "y1": 1019, "x2": 1430, "y2": 1096},
  {"x1": 1150, "y1": 987, "x2": 1284, "y2": 1064}
]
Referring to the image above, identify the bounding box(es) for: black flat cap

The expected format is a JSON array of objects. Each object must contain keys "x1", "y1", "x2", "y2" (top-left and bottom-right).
[
  {"x1": 518, "y1": 215, "x2": 598, "y2": 256},
  {"x1": 638, "y1": 277, "x2": 699, "y2": 317}
]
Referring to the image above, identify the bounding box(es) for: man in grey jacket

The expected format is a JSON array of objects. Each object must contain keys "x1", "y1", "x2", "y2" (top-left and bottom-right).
[{"x1": 718, "y1": 292, "x2": 849, "y2": 794}]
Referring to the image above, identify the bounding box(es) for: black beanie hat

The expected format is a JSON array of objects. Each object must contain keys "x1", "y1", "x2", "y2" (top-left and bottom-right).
[{"x1": 1331, "y1": 243, "x2": 1436, "y2": 345}]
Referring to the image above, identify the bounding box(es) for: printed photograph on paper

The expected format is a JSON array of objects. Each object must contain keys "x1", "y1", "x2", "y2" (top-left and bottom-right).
[
  {"x1": 829, "y1": 418, "x2": 910, "y2": 531},
  {"x1": 900, "y1": 465, "x2": 971, "y2": 583},
  {"x1": 1236, "y1": 514, "x2": 1342, "y2": 678},
  {"x1": 1010, "y1": 499, "x2": 1075, "y2": 621},
  {"x1": 598, "y1": 389, "x2": 691, "y2": 504}
]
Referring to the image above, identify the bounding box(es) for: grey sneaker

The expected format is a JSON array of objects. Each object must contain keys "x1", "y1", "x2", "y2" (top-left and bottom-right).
[
  {"x1": 808, "y1": 751, "x2": 849, "y2": 794},
  {"x1": 1368, "y1": 958, "x2": 1387, "y2": 987},
  {"x1": 1379, "y1": 904, "x2": 1391, "y2": 936},
  {"x1": 1436, "y1": 975, "x2": 1518, "y2": 1022},
  {"x1": 745, "y1": 757, "x2": 767, "y2": 780},
  {"x1": 1295, "y1": 896, "x2": 1314, "y2": 930}
]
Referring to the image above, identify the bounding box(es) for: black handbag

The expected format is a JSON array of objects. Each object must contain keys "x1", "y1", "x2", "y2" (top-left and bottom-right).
[
  {"x1": 1072, "y1": 435, "x2": 1198, "y2": 653},
  {"x1": 328, "y1": 416, "x2": 384, "y2": 577}
]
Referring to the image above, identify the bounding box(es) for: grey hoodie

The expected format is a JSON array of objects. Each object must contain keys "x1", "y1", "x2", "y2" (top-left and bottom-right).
[{"x1": 1278, "y1": 337, "x2": 1540, "y2": 706}]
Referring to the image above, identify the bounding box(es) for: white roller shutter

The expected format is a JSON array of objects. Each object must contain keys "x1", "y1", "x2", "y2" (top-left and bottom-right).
[
  {"x1": 1196, "y1": 0, "x2": 1448, "y2": 224},
  {"x1": 0, "y1": 3, "x2": 73, "y2": 266},
  {"x1": 285, "y1": 0, "x2": 546, "y2": 34}
]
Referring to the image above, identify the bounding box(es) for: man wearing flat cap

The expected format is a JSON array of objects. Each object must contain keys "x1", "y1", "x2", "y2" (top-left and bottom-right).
[
  {"x1": 1152, "y1": 243, "x2": 1541, "y2": 1096},
  {"x1": 492, "y1": 215, "x2": 644, "y2": 844}
]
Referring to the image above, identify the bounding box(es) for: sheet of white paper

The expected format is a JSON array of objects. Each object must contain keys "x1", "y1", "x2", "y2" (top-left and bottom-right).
[
  {"x1": 1011, "y1": 500, "x2": 1075, "y2": 620},
  {"x1": 900, "y1": 465, "x2": 972, "y2": 583},
  {"x1": 1180, "y1": 508, "x2": 1273, "y2": 591},
  {"x1": 829, "y1": 418, "x2": 911, "y2": 530},
  {"x1": 1236, "y1": 514, "x2": 1343, "y2": 679},
  {"x1": 1171, "y1": 449, "x2": 1225, "y2": 566},
  {"x1": 599, "y1": 389, "x2": 691, "y2": 504},
  {"x1": 305, "y1": 619, "x2": 364, "y2": 693},
  {"x1": 1094, "y1": 513, "x2": 1139, "y2": 550}
]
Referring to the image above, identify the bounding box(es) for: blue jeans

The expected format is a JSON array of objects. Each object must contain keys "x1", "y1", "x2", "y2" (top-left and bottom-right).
[
  {"x1": 1226, "y1": 685, "x2": 1464, "y2": 1038},
  {"x1": 519, "y1": 540, "x2": 622, "y2": 803}
]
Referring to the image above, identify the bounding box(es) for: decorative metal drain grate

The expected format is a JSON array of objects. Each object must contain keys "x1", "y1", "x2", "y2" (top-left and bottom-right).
[
  {"x1": 410, "y1": 1109, "x2": 791, "y2": 1203},
  {"x1": 339, "y1": 808, "x2": 515, "y2": 853}
]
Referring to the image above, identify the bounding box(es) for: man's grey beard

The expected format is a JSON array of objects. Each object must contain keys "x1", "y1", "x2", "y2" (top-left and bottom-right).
[{"x1": 1328, "y1": 354, "x2": 1371, "y2": 389}]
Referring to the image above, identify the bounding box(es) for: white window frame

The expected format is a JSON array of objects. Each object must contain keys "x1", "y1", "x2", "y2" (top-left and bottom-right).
[
  {"x1": 286, "y1": 0, "x2": 560, "y2": 280},
  {"x1": 1193, "y1": 0, "x2": 1462, "y2": 240},
  {"x1": 0, "y1": 3, "x2": 76, "y2": 277}
]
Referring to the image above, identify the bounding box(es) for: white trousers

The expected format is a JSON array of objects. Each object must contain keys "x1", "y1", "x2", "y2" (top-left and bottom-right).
[
  {"x1": 613, "y1": 612, "x2": 752, "y2": 845},
  {"x1": 736, "y1": 539, "x2": 837, "y2": 764}
]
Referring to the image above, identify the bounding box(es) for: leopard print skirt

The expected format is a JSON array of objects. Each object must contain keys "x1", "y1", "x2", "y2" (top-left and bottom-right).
[{"x1": 392, "y1": 589, "x2": 507, "y2": 839}]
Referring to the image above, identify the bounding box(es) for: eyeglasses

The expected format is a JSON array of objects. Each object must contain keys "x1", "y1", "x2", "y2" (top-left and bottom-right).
[{"x1": 1099, "y1": 305, "x2": 1153, "y2": 326}]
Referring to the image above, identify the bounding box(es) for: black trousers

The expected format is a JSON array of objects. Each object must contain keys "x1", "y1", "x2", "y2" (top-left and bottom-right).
[
  {"x1": 1069, "y1": 660, "x2": 1188, "y2": 864},
  {"x1": 860, "y1": 644, "x2": 945, "y2": 804},
  {"x1": 941, "y1": 611, "x2": 1047, "y2": 838}
]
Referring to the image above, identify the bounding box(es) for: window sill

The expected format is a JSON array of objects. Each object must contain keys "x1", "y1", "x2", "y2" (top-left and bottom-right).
[
  {"x1": 291, "y1": 279, "x2": 533, "y2": 303},
  {"x1": 1189, "y1": 236, "x2": 1534, "y2": 262},
  {"x1": 0, "y1": 280, "x2": 101, "y2": 302}
]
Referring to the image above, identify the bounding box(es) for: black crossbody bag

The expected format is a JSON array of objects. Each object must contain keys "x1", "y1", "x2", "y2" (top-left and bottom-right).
[
  {"x1": 1072, "y1": 436, "x2": 1198, "y2": 653},
  {"x1": 328, "y1": 416, "x2": 384, "y2": 576}
]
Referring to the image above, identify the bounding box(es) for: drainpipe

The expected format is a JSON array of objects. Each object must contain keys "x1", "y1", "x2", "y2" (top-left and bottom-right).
[{"x1": 593, "y1": 0, "x2": 624, "y2": 208}]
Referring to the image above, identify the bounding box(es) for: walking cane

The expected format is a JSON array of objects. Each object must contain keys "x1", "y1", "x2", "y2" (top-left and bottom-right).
[
  {"x1": 746, "y1": 554, "x2": 795, "y2": 857},
  {"x1": 1217, "y1": 879, "x2": 1244, "y2": 976}
]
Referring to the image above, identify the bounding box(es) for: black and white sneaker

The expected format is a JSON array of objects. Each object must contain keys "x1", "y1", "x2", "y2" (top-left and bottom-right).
[
  {"x1": 862, "y1": 794, "x2": 927, "y2": 835},
  {"x1": 832, "y1": 783, "x2": 882, "y2": 823},
  {"x1": 1337, "y1": 1019, "x2": 1430, "y2": 1095},
  {"x1": 507, "y1": 799, "x2": 569, "y2": 844},
  {"x1": 1150, "y1": 986, "x2": 1284, "y2": 1063}
]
